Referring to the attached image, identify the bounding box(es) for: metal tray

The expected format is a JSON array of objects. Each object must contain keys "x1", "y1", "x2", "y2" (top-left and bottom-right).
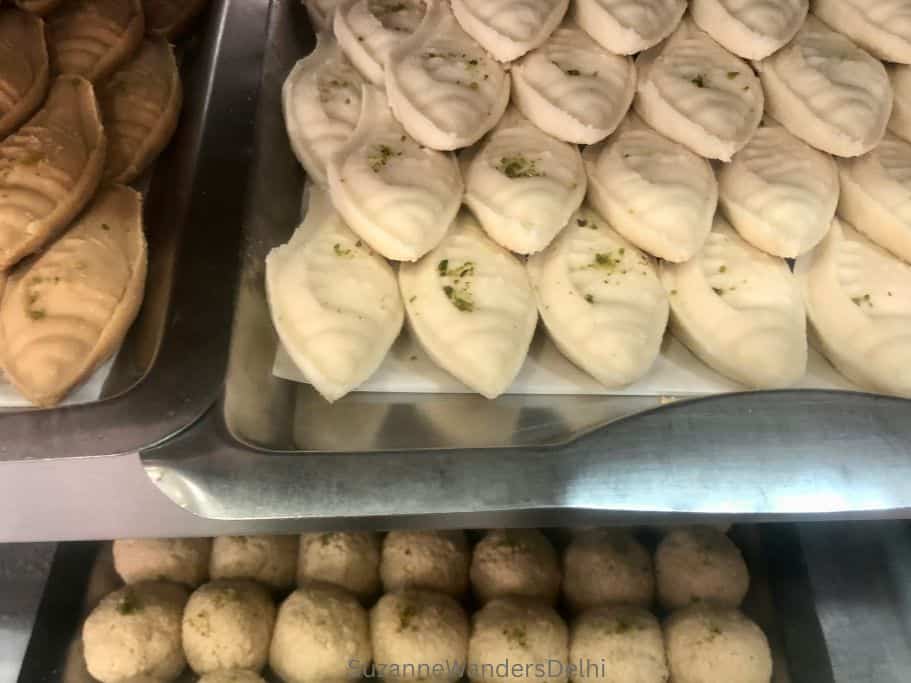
[
  {"x1": 0, "y1": 0, "x2": 265, "y2": 460},
  {"x1": 135, "y1": 0, "x2": 911, "y2": 529},
  {"x1": 16, "y1": 525, "x2": 834, "y2": 683}
]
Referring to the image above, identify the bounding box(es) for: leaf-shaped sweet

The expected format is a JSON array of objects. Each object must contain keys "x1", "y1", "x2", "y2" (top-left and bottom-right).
[
  {"x1": 583, "y1": 115, "x2": 717, "y2": 263},
  {"x1": 398, "y1": 211, "x2": 538, "y2": 398},
  {"x1": 719, "y1": 118, "x2": 839, "y2": 258},
  {"x1": 659, "y1": 216, "x2": 808, "y2": 389},
  {"x1": 813, "y1": 0, "x2": 911, "y2": 64},
  {"x1": 0, "y1": 185, "x2": 147, "y2": 407},
  {"x1": 141, "y1": 0, "x2": 209, "y2": 40},
  {"x1": 0, "y1": 76, "x2": 106, "y2": 269},
  {"x1": 689, "y1": 0, "x2": 807, "y2": 60},
  {"x1": 450, "y1": 0, "x2": 569, "y2": 63},
  {"x1": 888, "y1": 64, "x2": 911, "y2": 143},
  {"x1": 334, "y1": 0, "x2": 426, "y2": 85},
  {"x1": 327, "y1": 86, "x2": 462, "y2": 261},
  {"x1": 385, "y1": 0, "x2": 511, "y2": 151},
  {"x1": 305, "y1": 0, "x2": 339, "y2": 31},
  {"x1": 510, "y1": 20, "x2": 636, "y2": 144},
  {"x1": 572, "y1": 0, "x2": 685, "y2": 56},
  {"x1": 757, "y1": 17, "x2": 892, "y2": 158},
  {"x1": 795, "y1": 218, "x2": 911, "y2": 398},
  {"x1": 462, "y1": 109, "x2": 585, "y2": 255},
  {"x1": 13, "y1": 0, "x2": 63, "y2": 16},
  {"x1": 527, "y1": 205, "x2": 669, "y2": 387},
  {"x1": 0, "y1": 8, "x2": 49, "y2": 139},
  {"x1": 47, "y1": 0, "x2": 144, "y2": 83},
  {"x1": 282, "y1": 33, "x2": 364, "y2": 186},
  {"x1": 837, "y1": 133, "x2": 911, "y2": 264},
  {"x1": 265, "y1": 190, "x2": 404, "y2": 403},
  {"x1": 99, "y1": 38, "x2": 182, "y2": 184},
  {"x1": 634, "y1": 19, "x2": 763, "y2": 161}
]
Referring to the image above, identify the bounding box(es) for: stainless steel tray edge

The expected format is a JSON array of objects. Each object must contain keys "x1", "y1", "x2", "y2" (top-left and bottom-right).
[
  {"x1": 0, "y1": 0, "x2": 272, "y2": 462},
  {"x1": 139, "y1": 390, "x2": 911, "y2": 529}
]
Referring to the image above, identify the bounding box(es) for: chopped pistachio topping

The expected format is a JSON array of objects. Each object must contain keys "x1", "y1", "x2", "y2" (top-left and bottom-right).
[
  {"x1": 399, "y1": 603, "x2": 418, "y2": 631},
  {"x1": 691, "y1": 74, "x2": 705, "y2": 88},
  {"x1": 496, "y1": 155, "x2": 543, "y2": 179},
  {"x1": 116, "y1": 589, "x2": 140, "y2": 615},
  {"x1": 368, "y1": 144, "x2": 403, "y2": 173},
  {"x1": 502, "y1": 626, "x2": 528, "y2": 649}
]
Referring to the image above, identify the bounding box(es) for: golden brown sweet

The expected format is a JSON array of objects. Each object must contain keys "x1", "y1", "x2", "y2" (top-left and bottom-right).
[
  {"x1": 142, "y1": 0, "x2": 208, "y2": 40},
  {"x1": 100, "y1": 37, "x2": 182, "y2": 184},
  {"x1": 0, "y1": 8, "x2": 49, "y2": 139},
  {"x1": 0, "y1": 76, "x2": 106, "y2": 269},
  {"x1": 0, "y1": 185, "x2": 148, "y2": 407},
  {"x1": 13, "y1": 0, "x2": 63, "y2": 15},
  {"x1": 47, "y1": 0, "x2": 145, "y2": 82}
]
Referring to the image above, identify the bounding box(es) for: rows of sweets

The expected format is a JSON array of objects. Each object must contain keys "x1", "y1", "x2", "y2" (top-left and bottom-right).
[
  {"x1": 0, "y1": 0, "x2": 209, "y2": 406},
  {"x1": 82, "y1": 527, "x2": 772, "y2": 683},
  {"x1": 272, "y1": 0, "x2": 911, "y2": 402}
]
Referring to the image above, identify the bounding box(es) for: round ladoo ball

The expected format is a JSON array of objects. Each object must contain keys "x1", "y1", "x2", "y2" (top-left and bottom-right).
[
  {"x1": 655, "y1": 527, "x2": 749, "y2": 609},
  {"x1": 665, "y1": 603, "x2": 772, "y2": 683},
  {"x1": 82, "y1": 581, "x2": 188, "y2": 683},
  {"x1": 371, "y1": 589, "x2": 470, "y2": 681},
  {"x1": 182, "y1": 580, "x2": 276, "y2": 674},
  {"x1": 198, "y1": 672, "x2": 268, "y2": 683},
  {"x1": 470, "y1": 529, "x2": 561, "y2": 604},
  {"x1": 563, "y1": 530, "x2": 655, "y2": 611},
  {"x1": 298, "y1": 532, "x2": 381, "y2": 600},
  {"x1": 569, "y1": 605, "x2": 668, "y2": 682},
  {"x1": 113, "y1": 537, "x2": 212, "y2": 587},
  {"x1": 210, "y1": 535, "x2": 299, "y2": 589},
  {"x1": 381, "y1": 530, "x2": 471, "y2": 597},
  {"x1": 468, "y1": 597, "x2": 569, "y2": 683},
  {"x1": 270, "y1": 583, "x2": 373, "y2": 683}
]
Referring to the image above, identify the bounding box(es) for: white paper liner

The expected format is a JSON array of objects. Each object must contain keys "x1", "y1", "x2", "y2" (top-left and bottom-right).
[{"x1": 273, "y1": 328, "x2": 854, "y2": 396}]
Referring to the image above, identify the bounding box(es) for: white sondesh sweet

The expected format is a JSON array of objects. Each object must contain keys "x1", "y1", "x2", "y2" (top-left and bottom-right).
[
  {"x1": 719, "y1": 118, "x2": 839, "y2": 258},
  {"x1": 399, "y1": 212, "x2": 538, "y2": 398},
  {"x1": 265, "y1": 190, "x2": 404, "y2": 403},
  {"x1": 795, "y1": 219, "x2": 911, "y2": 398},
  {"x1": 461, "y1": 109, "x2": 586, "y2": 254},
  {"x1": 282, "y1": 33, "x2": 364, "y2": 186},
  {"x1": 334, "y1": 0, "x2": 426, "y2": 85},
  {"x1": 572, "y1": 0, "x2": 686, "y2": 55},
  {"x1": 385, "y1": 0, "x2": 510, "y2": 150},
  {"x1": 635, "y1": 19, "x2": 763, "y2": 161},
  {"x1": 757, "y1": 17, "x2": 892, "y2": 158},
  {"x1": 328, "y1": 86, "x2": 462, "y2": 261},
  {"x1": 450, "y1": 0, "x2": 569, "y2": 62},
  {"x1": 660, "y1": 216, "x2": 808, "y2": 389},
  {"x1": 888, "y1": 65, "x2": 911, "y2": 143},
  {"x1": 510, "y1": 21, "x2": 636, "y2": 144},
  {"x1": 813, "y1": 0, "x2": 911, "y2": 64},
  {"x1": 838, "y1": 133, "x2": 911, "y2": 263},
  {"x1": 689, "y1": 0, "x2": 807, "y2": 60},
  {"x1": 583, "y1": 116, "x2": 717, "y2": 263},
  {"x1": 527, "y1": 205, "x2": 669, "y2": 388}
]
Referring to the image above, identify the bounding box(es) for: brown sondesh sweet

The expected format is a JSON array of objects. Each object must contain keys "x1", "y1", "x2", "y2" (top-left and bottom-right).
[
  {"x1": 0, "y1": 8, "x2": 49, "y2": 139},
  {"x1": 0, "y1": 76, "x2": 106, "y2": 269},
  {"x1": 142, "y1": 0, "x2": 209, "y2": 40},
  {"x1": 13, "y1": 0, "x2": 63, "y2": 15},
  {"x1": 0, "y1": 185, "x2": 148, "y2": 407},
  {"x1": 100, "y1": 38, "x2": 182, "y2": 184},
  {"x1": 47, "y1": 0, "x2": 145, "y2": 82}
]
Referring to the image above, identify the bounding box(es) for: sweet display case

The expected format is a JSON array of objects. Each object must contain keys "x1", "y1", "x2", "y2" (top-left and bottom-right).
[{"x1": 0, "y1": 0, "x2": 910, "y2": 680}]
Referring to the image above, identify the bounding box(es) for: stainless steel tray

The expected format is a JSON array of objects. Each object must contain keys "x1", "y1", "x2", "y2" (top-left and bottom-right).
[
  {"x1": 0, "y1": 0, "x2": 264, "y2": 461},
  {"x1": 137, "y1": 0, "x2": 911, "y2": 528},
  {"x1": 16, "y1": 525, "x2": 832, "y2": 683}
]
